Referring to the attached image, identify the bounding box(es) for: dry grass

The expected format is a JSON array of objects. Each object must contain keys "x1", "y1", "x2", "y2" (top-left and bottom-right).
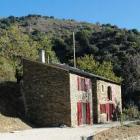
[
  {"x1": 0, "y1": 113, "x2": 31, "y2": 132},
  {"x1": 94, "y1": 122, "x2": 140, "y2": 140}
]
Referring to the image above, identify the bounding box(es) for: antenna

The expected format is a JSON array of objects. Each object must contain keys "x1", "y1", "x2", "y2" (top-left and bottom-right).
[{"x1": 73, "y1": 32, "x2": 76, "y2": 68}]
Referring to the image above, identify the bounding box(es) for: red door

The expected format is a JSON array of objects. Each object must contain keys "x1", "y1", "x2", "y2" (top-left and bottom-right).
[
  {"x1": 77, "y1": 102, "x2": 91, "y2": 125},
  {"x1": 106, "y1": 103, "x2": 114, "y2": 121},
  {"x1": 109, "y1": 104, "x2": 114, "y2": 120}
]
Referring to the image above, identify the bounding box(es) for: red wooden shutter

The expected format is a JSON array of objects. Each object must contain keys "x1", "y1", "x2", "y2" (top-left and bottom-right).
[
  {"x1": 85, "y1": 78, "x2": 88, "y2": 91},
  {"x1": 104, "y1": 105, "x2": 106, "y2": 113},
  {"x1": 89, "y1": 79, "x2": 92, "y2": 89},
  {"x1": 106, "y1": 103, "x2": 109, "y2": 113},
  {"x1": 100, "y1": 104, "x2": 106, "y2": 113},
  {"x1": 81, "y1": 78, "x2": 83, "y2": 91},
  {"x1": 100, "y1": 104, "x2": 102, "y2": 113},
  {"x1": 81, "y1": 78, "x2": 86, "y2": 91},
  {"x1": 109, "y1": 104, "x2": 112, "y2": 120},
  {"x1": 86, "y1": 102, "x2": 90, "y2": 124},
  {"x1": 84, "y1": 78, "x2": 86, "y2": 91},
  {"x1": 77, "y1": 102, "x2": 82, "y2": 125}
]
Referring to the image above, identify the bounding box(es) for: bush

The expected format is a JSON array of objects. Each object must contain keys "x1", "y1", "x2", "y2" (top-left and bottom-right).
[
  {"x1": 120, "y1": 113, "x2": 125, "y2": 126},
  {"x1": 0, "y1": 57, "x2": 15, "y2": 81},
  {"x1": 123, "y1": 105, "x2": 140, "y2": 121}
]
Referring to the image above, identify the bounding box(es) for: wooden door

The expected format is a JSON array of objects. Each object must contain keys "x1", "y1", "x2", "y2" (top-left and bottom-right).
[
  {"x1": 77, "y1": 102, "x2": 91, "y2": 125},
  {"x1": 106, "y1": 103, "x2": 114, "y2": 121},
  {"x1": 82, "y1": 103, "x2": 87, "y2": 124}
]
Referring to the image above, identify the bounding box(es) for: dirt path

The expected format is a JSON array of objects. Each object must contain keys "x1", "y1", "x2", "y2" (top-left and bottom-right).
[{"x1": 0, "y1": 121, "x2": 139, "y2": 140}]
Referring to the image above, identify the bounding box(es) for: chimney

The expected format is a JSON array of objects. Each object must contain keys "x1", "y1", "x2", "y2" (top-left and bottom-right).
[{"x1": 39, "y1": 49, "x2": 45, "y2": 63}]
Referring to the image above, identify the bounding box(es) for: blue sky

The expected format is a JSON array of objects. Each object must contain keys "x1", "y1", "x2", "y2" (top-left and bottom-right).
[{"x1": 0, "y1": 0, "x2": 140, "y2": 30}]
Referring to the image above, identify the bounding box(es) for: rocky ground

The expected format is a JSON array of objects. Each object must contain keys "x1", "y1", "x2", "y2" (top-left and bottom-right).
[{"x1": 94, "y1": 122, "x2": 140, "y2": 140}]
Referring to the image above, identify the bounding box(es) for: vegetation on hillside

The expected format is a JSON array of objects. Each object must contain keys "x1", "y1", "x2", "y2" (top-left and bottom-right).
[
  {"x1": 77, "y1": 55, "x2": 122, "y2": 82},
  {"x1": 0, "y1": 15, "x2": 140, "y2": 108}
]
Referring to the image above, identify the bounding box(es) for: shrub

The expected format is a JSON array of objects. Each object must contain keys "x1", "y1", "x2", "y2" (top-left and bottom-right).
[
  {"x1": 123, "y1": 105, "x2": 140, "y2": 121},
  {"x1": 0, "y1": 57, "x2": 15, "y2": 81}
]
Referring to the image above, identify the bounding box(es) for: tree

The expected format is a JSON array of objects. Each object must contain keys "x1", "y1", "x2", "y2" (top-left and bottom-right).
[
  {"x1": 52, "y1": 38, "x2": 69, "y2": 63},
  {"x1": 122, "y1": 54, "x2": 140, "y2": 107},
  {"x1": 77, "y1": 55, "x2": 122, "y2": 83},
  {"x1": 0, "y1": 25, "x2": 39, "y2": 60},
  {"x1": 38, "y1": 35, "x2": 59, "y2": 63},
  {"x1": 0, "y1": 56, "x2": 15, "y2": 81}
]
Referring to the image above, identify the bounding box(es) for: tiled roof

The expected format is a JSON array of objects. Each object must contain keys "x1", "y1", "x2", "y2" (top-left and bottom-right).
[
  {"x1": 23, "y1": 58, "x2": 121, "y2": 85},
  {"x1": 52, "y1": 63, "x2": 121, "y2": 85}
]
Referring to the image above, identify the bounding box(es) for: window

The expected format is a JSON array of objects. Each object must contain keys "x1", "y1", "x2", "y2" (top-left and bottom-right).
[
  {"x1": 77, "y1": 102, "x2": 91, "y2": 125},
  {"x1": 101, "y1": 85, "x2": 104, "y2": 92},
  {"x1": 107, "y1": 86, "x2": 112, "y2": 100},
  {"x1": 77, "y1": 76, "x2": 91, "y2": 92}
]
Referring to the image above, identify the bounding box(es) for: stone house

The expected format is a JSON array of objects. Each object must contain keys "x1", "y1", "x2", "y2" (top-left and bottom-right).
[
  {"x1": 92, "y1": 79, "x2": 122, "y2": 123},
  {"x1": 22, "y1": 58, "x2": 122, "y2": 127}
]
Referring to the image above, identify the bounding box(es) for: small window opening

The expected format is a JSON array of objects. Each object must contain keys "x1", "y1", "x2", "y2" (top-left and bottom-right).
[{"x1": 101, "y1": 85, "x2": 104, "y2": 92}]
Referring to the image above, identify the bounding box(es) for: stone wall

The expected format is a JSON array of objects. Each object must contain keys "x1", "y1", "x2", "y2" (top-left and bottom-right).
[
  {"x1": 0, "y1": 81, "x2": 24, "y2": 117},
  {"x1": 70, "y1": 73, "x2": 93, "y2": 127},
  {"x1": 22, "y1": 59, "x2": 71, "y2": 127},
  {"x1": 96, "y1": 80, "x2": 122, "y2": 123}
]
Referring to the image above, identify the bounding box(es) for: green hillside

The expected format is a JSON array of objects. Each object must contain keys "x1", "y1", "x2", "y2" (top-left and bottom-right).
[{"x1": 0, "y1": 15, "x2": 140, "y2": 108}]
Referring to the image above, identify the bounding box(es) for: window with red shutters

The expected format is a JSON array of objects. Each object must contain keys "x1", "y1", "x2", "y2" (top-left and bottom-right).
[{"x1": 77, "y1": 76, "x2": 89, "y2": 92}]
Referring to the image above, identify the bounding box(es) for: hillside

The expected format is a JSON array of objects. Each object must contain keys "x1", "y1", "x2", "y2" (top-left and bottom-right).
[
  {"x1": 0, "y1": 15, "x2": 101, "y2": 42},
  {"x1": 0, "y1": 15, "x2": 140, "y2": 108},
  {"x1": 0, "y1": 114, "x2": 31, "y2": 132},
  {"x1": 0, "y1": 81, "x2": 32, "y2": 132}
]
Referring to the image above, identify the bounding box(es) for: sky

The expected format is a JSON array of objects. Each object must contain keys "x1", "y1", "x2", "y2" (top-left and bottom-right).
[{"x1": 0, "y1": 0, "x2": 140, "y2": 30}]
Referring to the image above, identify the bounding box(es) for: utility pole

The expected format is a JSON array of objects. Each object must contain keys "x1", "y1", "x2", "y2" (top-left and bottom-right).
[{"x1": 73, "y1": 32, "x2": 76, "y2": 68}]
